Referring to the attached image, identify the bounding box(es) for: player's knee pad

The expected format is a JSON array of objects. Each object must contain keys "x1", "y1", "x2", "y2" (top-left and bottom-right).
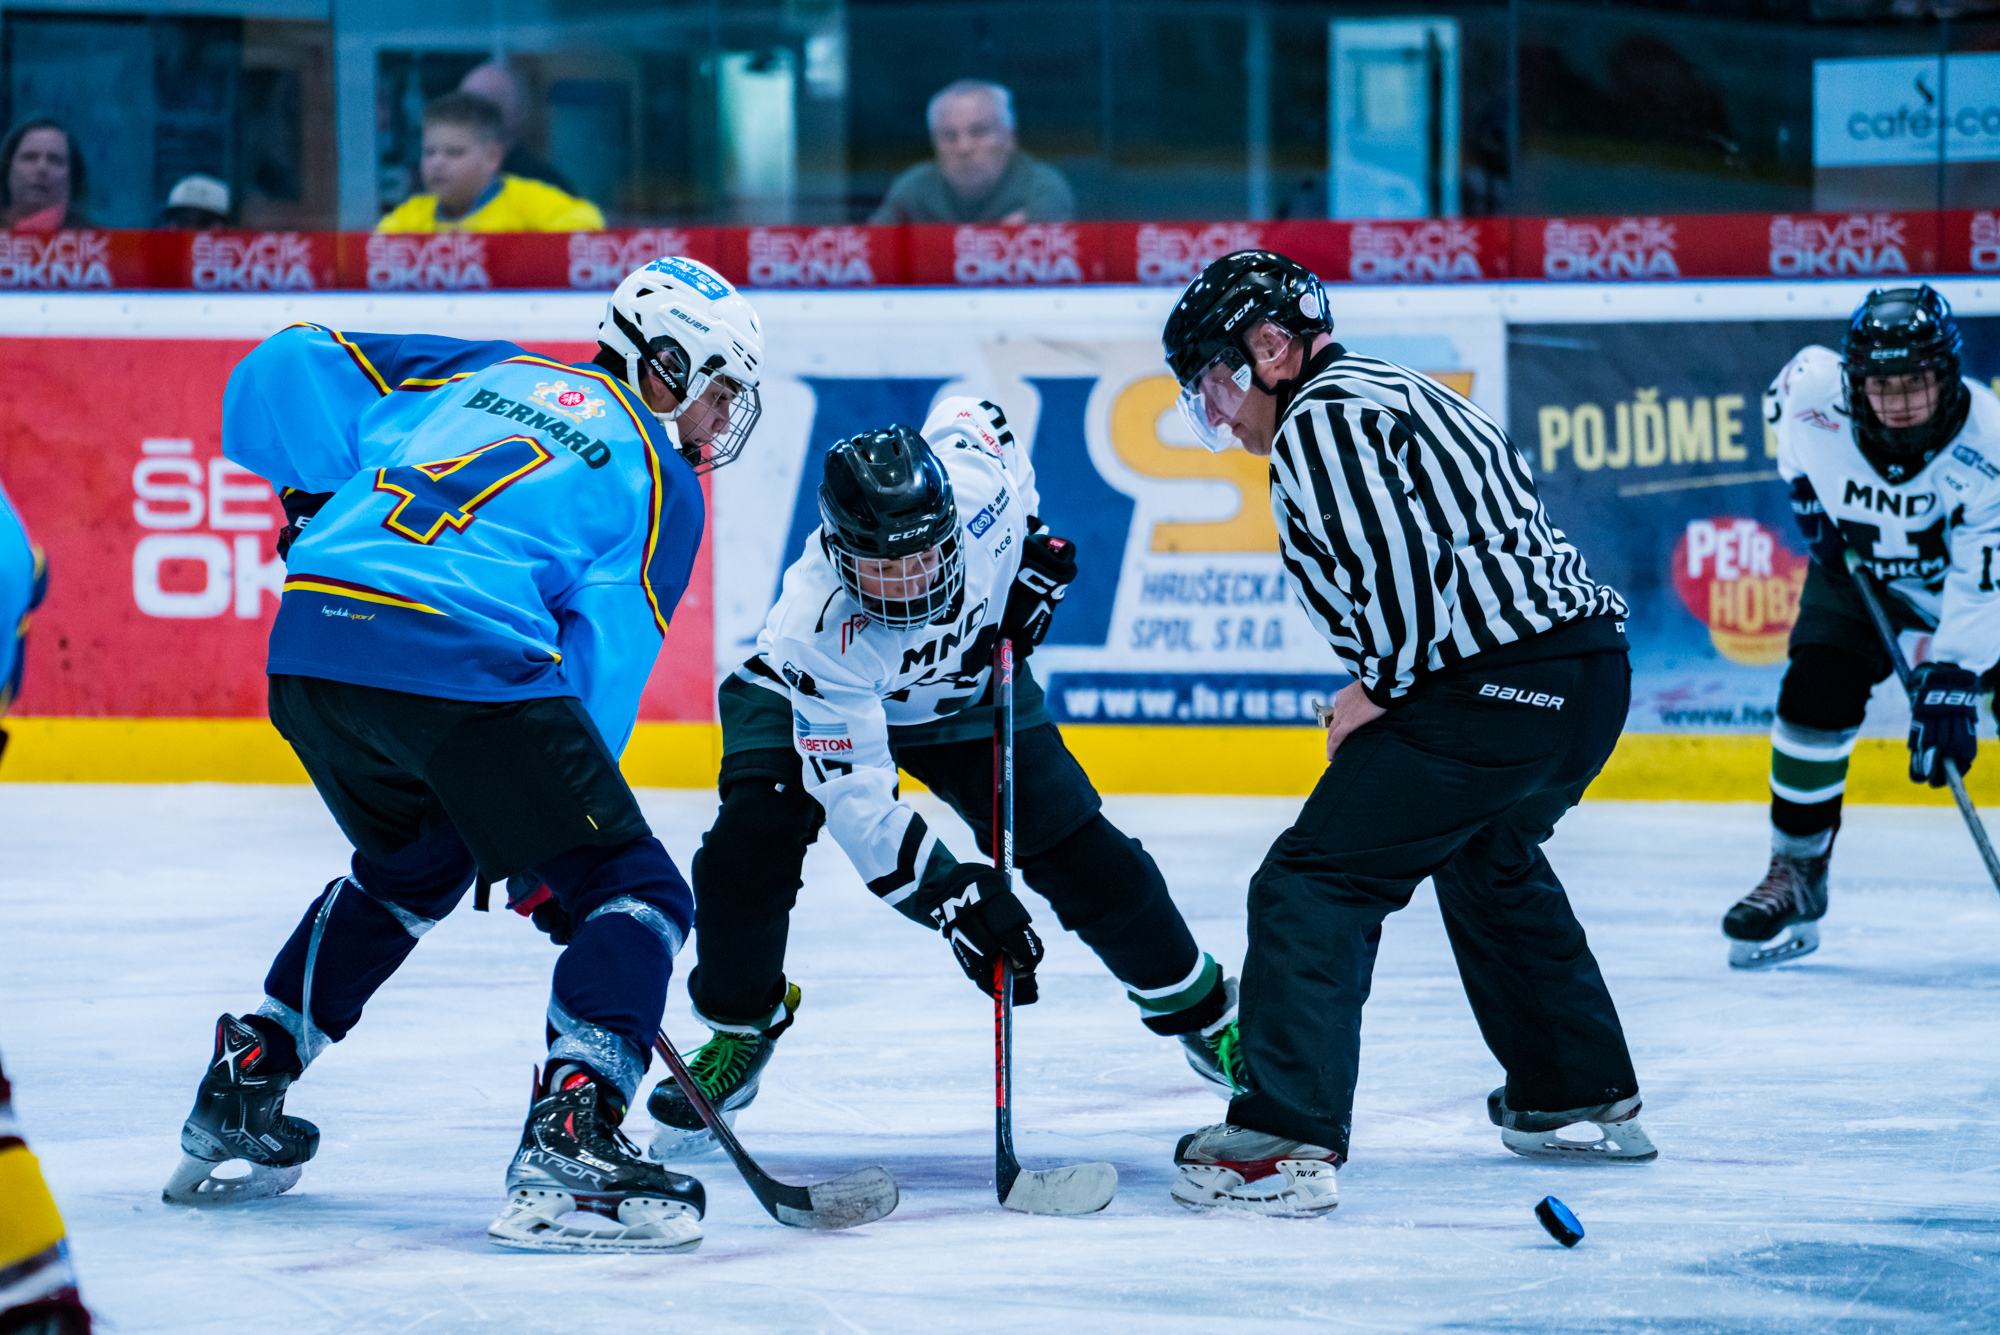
[
  {"x1": 350, "y1": 822, "x2": 476, "y2": 931},
  {"x1": 536, "y1": 836, "x2": 693, "y2": 953},
  {"x1": 693, "y1": 774, "x2": 821, "y2": 912},
  {"x1": 1778, "y1": 644, "x2": 1882, "y2": 733}
]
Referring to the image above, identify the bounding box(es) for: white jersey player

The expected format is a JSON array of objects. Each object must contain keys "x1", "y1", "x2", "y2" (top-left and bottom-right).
[
  {"x1": 646, "y1": 398, "x2": 1234, "y2": 1157},
  {"x1": 1726, "y1": 285, "x2": 2000, "y2": 966}
]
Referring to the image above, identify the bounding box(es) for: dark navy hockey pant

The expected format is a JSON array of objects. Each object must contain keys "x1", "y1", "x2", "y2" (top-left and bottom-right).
[{"x1": 262, "y1": 675, "x2": 693, "y2": 1099}]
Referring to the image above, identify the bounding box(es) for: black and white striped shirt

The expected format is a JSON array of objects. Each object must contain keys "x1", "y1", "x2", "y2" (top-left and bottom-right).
[{"x1": 1270, "y1": 345, "x2": 1627, "y2": 704}]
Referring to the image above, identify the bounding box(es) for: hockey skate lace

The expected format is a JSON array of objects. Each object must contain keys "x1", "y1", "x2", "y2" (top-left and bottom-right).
[
  {"x1": 687, "y1": 1031, "x2": 759, "y2": 1095},
  {"x1": 1212, "y1": 1022, "x2": 1244, "y2": 1088},
  {"x1": 1742, "y1": 861, "x2": 1799, "y2": 915}
]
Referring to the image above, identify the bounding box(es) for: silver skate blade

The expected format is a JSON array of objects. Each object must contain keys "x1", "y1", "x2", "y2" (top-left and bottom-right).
[
  {"x1": 772, "y1": 1166, "x2": 900, "y2": 1230},
  {"x1": 1001, "y1": 1161, "x2": 1118, "y2": 1215},
  {"x1": 162, "y1": 1153, "x2": 303, "y2": 1207},
  {"x1": 1501, "y1": 1118, "x2": 1658, "y2": 1163},
  {"x1": 1728, "y1": 921, "x2": 1821, "y2": 970},
  {"x1": 487, "y1": 1188, "x2": 703, "y2": 1254},
  {"x1": 649, "y1": 1120, "x2": 724, "y2": 1162}
]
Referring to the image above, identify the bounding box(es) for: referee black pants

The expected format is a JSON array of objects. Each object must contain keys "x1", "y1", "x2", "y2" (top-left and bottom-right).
[{"x1": 1228, "y1": 649, "x2": 1638, "y2": 1159}]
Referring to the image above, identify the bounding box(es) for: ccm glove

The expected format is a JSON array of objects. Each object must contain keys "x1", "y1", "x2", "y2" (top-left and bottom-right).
[
  {"x1": 275, "y1": 488, "x2": 335, "y2": 561},
  {"x1": 932, "y1": 862, "x2": 1045, "y2": 1004},
  {"x1": 1788, "y1": 476, "x2": 1848, "y2": 570},
  {"x1": 1908, "y1": 661, "x2": 1980, "y2": 787},
  {"x1": 1000, "y1": 532, "x2": 1077, "y2": 654}
]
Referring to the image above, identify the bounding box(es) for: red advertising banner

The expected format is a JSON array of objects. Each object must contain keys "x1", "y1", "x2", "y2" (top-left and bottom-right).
[
  {"x1": 0, "y1": 229, "x2": 179, "y2": 291},
  {"x1": 1942, "y1": 209, "x2": 2000, "y2": 276},
  {"x1": 713, "y1": 225, "x2": 903, "y2": 288},
  {"x1": 0, "y1": 213, "x2": 1989, "y2": 293},
  {"x1": 905, "y1": 223, "x2": 1107, "y2": 286},
  {"x1": 184, "y1": 232, "x2": 340, "y2": 291},
  {"x1": 0, "y1": 337, "x2": 714, "y2": 722},
  {"x1": 1519, "y1": 211, "x2": 1940, "y2": 282}
]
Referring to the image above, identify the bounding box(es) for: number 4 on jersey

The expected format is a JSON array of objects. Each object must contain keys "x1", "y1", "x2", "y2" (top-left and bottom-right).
[{"x1": 375, "y1": 435, "x2": 554, "y2": 544}]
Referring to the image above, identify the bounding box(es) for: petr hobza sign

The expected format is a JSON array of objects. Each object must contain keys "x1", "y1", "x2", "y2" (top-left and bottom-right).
[{"x1": 1814, "y1": 55, "x2": 2000, "y2": 168}]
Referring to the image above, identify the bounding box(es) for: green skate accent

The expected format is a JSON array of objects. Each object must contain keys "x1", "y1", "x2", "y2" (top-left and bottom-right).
[
  {"x1": 686, "y1": 1030, "x2": 763, "y2": 1098},
  {"x1": 1210, "y1": 1020, "x2": 1243, "y2": 1089},
  {"x1": 1127, "y1": 953, "x2": 1221, "y2": 1017},
  {"x1": 1770, "y1": 749, "x2": 1849, "y2": 802}
]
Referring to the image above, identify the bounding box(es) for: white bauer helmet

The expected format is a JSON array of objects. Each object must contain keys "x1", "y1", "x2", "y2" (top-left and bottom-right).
[{"x1": 598, "y1": 256, "x2": 765, "y2": 473}]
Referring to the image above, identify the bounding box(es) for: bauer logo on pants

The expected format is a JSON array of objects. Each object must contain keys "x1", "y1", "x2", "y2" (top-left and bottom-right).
[{"x1": 1478, "y1": 683, "x2": 1565, "y2": 709}]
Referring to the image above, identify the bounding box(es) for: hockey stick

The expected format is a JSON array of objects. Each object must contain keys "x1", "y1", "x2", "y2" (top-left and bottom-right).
[
  {"x1": 651, "y1": 1030, "x2": 898, "y2": 1230},
  {"x1": 1844, "y1": 550, "x2": 2000, "y2": 893},
  {"x1": 991, "y1": 635, "x2": 1119, "y2": 1215}
]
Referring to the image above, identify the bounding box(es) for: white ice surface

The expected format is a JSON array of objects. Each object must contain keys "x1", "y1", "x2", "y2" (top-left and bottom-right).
[{"x1": 4, "y1": 786, "x2": 2000, "y2": 1334}]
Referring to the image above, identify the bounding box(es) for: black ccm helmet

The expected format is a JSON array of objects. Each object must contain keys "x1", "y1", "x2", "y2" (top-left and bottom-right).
[
  {"x1": 1842, "y1": 285, "x2": 1971, "y2": 485},
  {"x1": 819, "y1": 425, "x2": 966, "y2": 630},
  {"x1": 1161, "y1": 250, "x2": 1332, "y2": 450}
]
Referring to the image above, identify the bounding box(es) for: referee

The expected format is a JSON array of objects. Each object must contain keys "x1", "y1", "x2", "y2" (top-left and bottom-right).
[{"x1": 1159, "y1": 251, "x2": 1655, "y2": 1219}]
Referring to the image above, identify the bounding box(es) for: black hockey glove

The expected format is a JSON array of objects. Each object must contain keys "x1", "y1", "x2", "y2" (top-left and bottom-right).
[
  {"x1": 275, "y1": 488, "x2": 335, "y2": 561},
  {"x1": 1787, "y1": 476, "x2": 1847, "y2": 569},
  {"x1": 932, "y1": 863, "x2": 1045, "y2": 1004},
  {"x1": 507, "y1": 875, "x2": 574, "y2": 944},
  {"x1": 1908, "y1": 661, "x2": 1980, "y2": 787},
  {"x1": 1000, "y1": 532, "x2": 1077, "y2": 655}
]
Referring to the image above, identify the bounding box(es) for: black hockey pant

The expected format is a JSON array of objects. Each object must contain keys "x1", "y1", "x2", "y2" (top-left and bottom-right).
[
  {"x1": 686, "y1": 722, "x2": 1210, "y2": 1033},
  {"x1": 1228, "y1": 649, "x2": 1638, "y2": 1160}
]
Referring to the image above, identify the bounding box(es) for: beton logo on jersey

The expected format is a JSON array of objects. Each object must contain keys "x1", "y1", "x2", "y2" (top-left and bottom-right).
[
  {"x1": 840, "y1": 613, "x2": 869, "y2": 653},
  {"x1": 793, "y1": 710, "x2": 853, "y2": 753}
]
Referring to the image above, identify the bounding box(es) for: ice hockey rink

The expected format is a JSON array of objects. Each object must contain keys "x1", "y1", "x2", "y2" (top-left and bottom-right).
[{"x1": 4, "y1": 783, "x2": 1999, "y2": 1334}]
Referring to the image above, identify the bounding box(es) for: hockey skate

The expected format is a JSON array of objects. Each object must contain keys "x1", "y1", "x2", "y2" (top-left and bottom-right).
[
  {"x1": 1724, "y1": 850, "x2": 1830, "y2": 969},
  {"x1": 1170, "y1": 1123, "x2": 1339, "y2": 1217},
  {"x1": 1177, "y1": 978, "x2": 1245, "y2": 1096},
  {"x1": 489, "y1": 1065, "x2": 706, "y2": 1254},
  {"x1": 1488, "y1": 1087, "x2": 1658, "y2": 1162},
  {"x1": 162, "y1": 1014, "x2": 319, "y2": 1207},
  {"x1": 647, "y1": 984, "x2": 799, "y2": 1161}
]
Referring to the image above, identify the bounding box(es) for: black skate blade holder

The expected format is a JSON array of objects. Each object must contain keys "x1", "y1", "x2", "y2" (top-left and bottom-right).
[
  {"x1": 1846, "y1": 550, "x2": 2000, "y2": 894},
  {"x1": 652, "y1": 1030, "x2": 898, "y2": 1230}
]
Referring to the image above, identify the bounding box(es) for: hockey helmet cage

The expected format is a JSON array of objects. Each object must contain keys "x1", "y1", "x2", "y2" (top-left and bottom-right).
[
  {"x1": 598, "y1": 257, "x2": 765, "y2": 473},
  {"x1": 1162, "y1": 250, "x2": 1332, "y2": 452},
  {"x1": 818, "y1": 425, "x2": 966, "y2": 630},
  {"x1": 1841, "y1": 284, "x2": 1970, "y2": 484}
]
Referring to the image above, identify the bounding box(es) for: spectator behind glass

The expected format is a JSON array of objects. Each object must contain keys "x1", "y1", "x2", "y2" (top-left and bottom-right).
[
  {"x1": 457, "y1": 60, "x2": 576, "y2": 195},
  {"x1": 1, "y1": 119, "x2": 87, "y2": 232},
  {"x1": 376, "y1": 91, "x2": 603, "y2": 234},
  {"x1": 869, "y1": 80, "x2": 1074, "y2": 226},
  {"x1": 161, "y1": 173, "x2": 231, "y2": 229}
]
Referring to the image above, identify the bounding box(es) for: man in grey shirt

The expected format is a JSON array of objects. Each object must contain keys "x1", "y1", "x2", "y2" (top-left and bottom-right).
[{"x1": 869, "y1": 80, "x2": 1075, "y2": 225}]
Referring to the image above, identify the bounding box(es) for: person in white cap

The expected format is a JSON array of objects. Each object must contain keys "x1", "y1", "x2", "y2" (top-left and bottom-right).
[{"x1": 161, "y1": 173, "x2": 230, "y2": 229}]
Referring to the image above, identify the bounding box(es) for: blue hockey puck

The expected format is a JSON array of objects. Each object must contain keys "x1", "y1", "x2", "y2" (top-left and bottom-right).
[{"x1": 1535, "y1": 1195, "x2": 1584, "y2": 1247}]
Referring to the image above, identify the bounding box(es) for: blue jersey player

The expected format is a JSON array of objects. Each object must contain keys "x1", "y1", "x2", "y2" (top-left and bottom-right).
[
  {"x1": 0, "y1": 465, "x2": 46, "y2": 760},
  {"x1": 162, "y1": 258, "x2": 765, "y2": 1256}
]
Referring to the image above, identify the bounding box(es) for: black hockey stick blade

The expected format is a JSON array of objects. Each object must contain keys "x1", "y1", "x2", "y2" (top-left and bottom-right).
[
  {"x1": 653, "y1": 1031, "x2": 898, "y2": 1230},
  {"x1": 1845, "y1": 550, "x2": 2000, "y2": 894}
]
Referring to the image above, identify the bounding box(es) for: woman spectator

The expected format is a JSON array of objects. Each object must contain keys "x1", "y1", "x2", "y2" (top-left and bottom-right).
[{"x1": 1, "y1": 119, "x2": 87, "y2": 231}]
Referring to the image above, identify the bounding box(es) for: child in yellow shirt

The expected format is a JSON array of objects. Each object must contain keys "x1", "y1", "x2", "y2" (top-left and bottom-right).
[{"x1": 377, "y1": 91, "x2": 604, "y2": 233}]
